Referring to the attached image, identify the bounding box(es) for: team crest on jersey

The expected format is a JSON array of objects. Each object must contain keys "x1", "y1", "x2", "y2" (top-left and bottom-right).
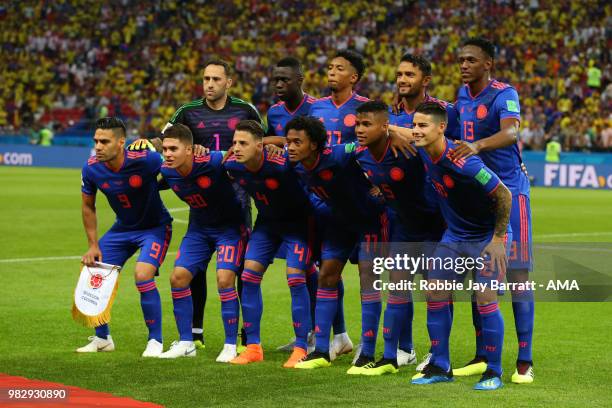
[
  {"x1": 89, "y1": 273, "x2": 104, "y2": 289},
  {"x1": 476, "y1": 104, "x2": 488, "y2": 119},
  {"x1": 343, "y1": 114, "x2": 356, "y2": 127},
  {"x1": 227, "y1": 117, "x2": 240, "y2": 130},
  {"x1": 318, "y1": 169, "x2": 333, "y2": 181},
  {"x1": 390, "y1": 167, "x2": 405, "y2": 181},
  {"x1": 443, "y1": 174, "x2": 455, "y2": 188},
  {"x1": 129, "y1": 175, "x2": 143, "y2": 188},
  {"x1": 197, "y1": 176, "x2": 212, "y2": 189},
  {"x1": 265, "y1": 178, "x2": 279, "y2": 190}
]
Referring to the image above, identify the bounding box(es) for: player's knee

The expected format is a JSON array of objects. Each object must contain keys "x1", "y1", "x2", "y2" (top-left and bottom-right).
[
  {"x1": 216, "y1": 270, "x2": 236, "y2": 289},
  {"x1": 134, "y1": 262, "x2": 157, "y2": 282},
  {"x1": 425, "y1": 289, "x2": 450, "y2": 302},
  {"x1": 134, "y1": 271, "x2": 155, "y2": 282},
  {"x1": 475, "y1": 290, "x2": 497, "y2": 305},
  {"x1": 318, "y1": 272, "x2": 340, "y2": 288},
  {"x1": 169, "y1": 268, "x2": 192, "y2": 288},
  {"x1": 508, "y1": 268, "x2": 529, "y2": 283}
]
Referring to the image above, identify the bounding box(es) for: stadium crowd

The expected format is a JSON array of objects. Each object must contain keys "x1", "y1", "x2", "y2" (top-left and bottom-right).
[{"x1": 0, "y1": 0, "x2": 610, "y2": 151}]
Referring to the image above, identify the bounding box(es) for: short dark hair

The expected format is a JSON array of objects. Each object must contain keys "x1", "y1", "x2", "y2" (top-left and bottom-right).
[
  {"x1": 399, "y1": 53, "x2": 432, "y2": 76},
  {"x1": 162, "y1": 123, "x2": 193, "y2": 145},
  {"x1": 235, "y1": 120, "x2": 264, "y2": 140},
  {"x1": 203, "y1": 59, "x2": 232, "y2": 77},
  {"x1": 334, "y1": 50, "x2": 365, "y2": 82},
  {"x1": 356, "y1": 101, "x2": 389, "y2": 118},
  {"x1": 415, "y1": 101, "x2": 448, "y2": 123},
  {"x1": 462, "y1": 37, "x2": 495, "y2": 59},
  {"x1": 276, "y1": 57, "x2": 303, "y2": 75},
  {"x1": 95, "y1": 117, "x2": 126, "y2": 138},
  {"x1": 285, "y1": 116, "x2": 327, "y2": 153}
]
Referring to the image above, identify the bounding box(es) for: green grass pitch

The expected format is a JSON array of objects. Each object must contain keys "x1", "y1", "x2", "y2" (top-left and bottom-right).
[{"x1": 0, "y1": 167, "x2": 611, "y2": 407}]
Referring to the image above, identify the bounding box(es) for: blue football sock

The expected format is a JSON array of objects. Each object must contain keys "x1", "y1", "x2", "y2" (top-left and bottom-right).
[
  {"x1": 287, "y1": 274, "x2": 310, "y2": 350},
  {"x1": 95, "y1": 324, "x2": 109, "y2": 339},
  {"x1": 306, "y1": 264, "x2": 318, "y2": 330},
  {"x1": 171, "y1": 287, "x2": 193, "y2": 342},
  {"x1": 512, "y1": 290, "x2": 534, "y2": 362},
  {"x1": 314, "y1": 287, "x2": 338, "y2": 354},
  {"x1": 332, "y1": 278, "x2": 346, "y2": 334},
  {"x1": 472, "y1": 296, "x2": 486, "y2": 358},
  {"x1": 428, "y1": 300, "x2": 453, "y2": 354},
  {"x1": 360, "y1": 290, "x2": 382, "y2": 358},
  {"x1": 218, "y1": 287, "x2": 240, "y2": 345},
  {"x1": 240, "y1": 269, "x2": 264, "y2": 345},
  {"x1": 383, "y1": 295, "x2": 410, "y2": 359},
  {"x1": 426, "y1": 301, "x2": 452, "y2": 372},
  {"x1": 397, "y1": 293, "x2": 414, "y2": 352},
  {"x1": 479, "y1": 302, "x2": 504, "y2": 376},
  {"x1": 136, "y1": 279, "x2": 162, "y2": 342}
]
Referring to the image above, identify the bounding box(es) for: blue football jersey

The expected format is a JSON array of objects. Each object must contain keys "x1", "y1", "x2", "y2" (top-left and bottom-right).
[
  {"x1": 223, "y1": 150, "x2": 312, "y2": 221},
  {"x1": 353, "y1": 140, "x2": 440, "y2": 224},
  {"x1": 293, "y1": 144, "x2": 384, "y2": 227},
  {"x1": 456, "y1": 80, "x2": 529, "y2": 196},
  {"x1": 308, "y1": 92, "x2": 370, "y2": 145},
  {"x1": 389, "y1": 94, "x2": 460, "y2": 139},
  {"x1": 419, "y1": 139, "x2": 502, "y2": 240},
  {"x1": 161, "y1": 151, "x2": 244, "y2": 227},
  {"x1": 81, "y1": 150, "x2": 172, "y2": 230},
  {"x1": 266, "y1": 93, "x2": 316, "y2": 136}
]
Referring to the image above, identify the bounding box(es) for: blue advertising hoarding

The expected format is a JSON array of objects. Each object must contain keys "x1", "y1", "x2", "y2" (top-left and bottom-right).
[
  {"x1": 522, "y1": 152, "x2": 612, "y2": 190},
  {"x1": 0, "y1": 144, "x2": 93, "y2": 168}
]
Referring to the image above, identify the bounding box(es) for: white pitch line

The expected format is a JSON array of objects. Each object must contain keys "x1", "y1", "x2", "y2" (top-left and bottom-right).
[
  {"x1": 0, "y1": 251, "x2": 178, "y2": 264},
  {"x1": 534, "y1": 232, "x2": 612, "y2": 239},
  {"x1": 0, "y1": 255, "x2": 82, "y2": 264}
]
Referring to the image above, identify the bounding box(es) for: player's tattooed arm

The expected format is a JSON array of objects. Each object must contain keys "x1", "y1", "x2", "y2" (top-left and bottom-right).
[
  {"x1": 491, "y1": 181, "x2": 512, "y2": 238},
  {"x1": 450, "y1": 118, "x2": 518, "y2": 160},
  {"x1": 81, "y1": 193, "x2": 101, "y2": 266},
  {"x1": 482, "y1": 181, "x2": 511, "y2": 276}
]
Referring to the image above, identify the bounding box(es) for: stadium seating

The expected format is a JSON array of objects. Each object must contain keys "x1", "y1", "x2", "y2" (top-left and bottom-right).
[{"x1": 0, "y1": 1, "x2": 609, "y2": 150}]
